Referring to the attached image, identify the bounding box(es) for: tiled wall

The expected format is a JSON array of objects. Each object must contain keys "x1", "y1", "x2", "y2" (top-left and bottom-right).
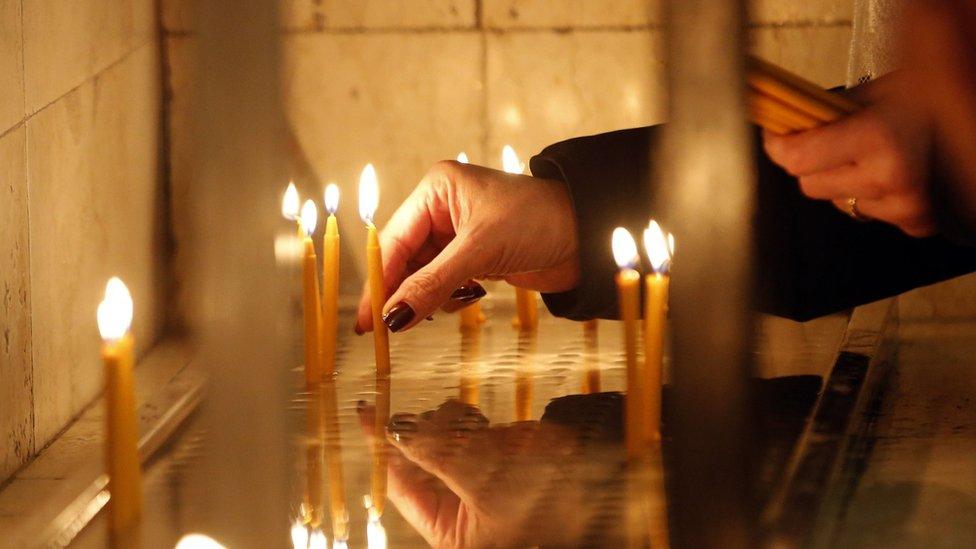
[
  {"x1": 163, "y1": 0, "x2": 854, "y2": 317},
  {"x1": 0, "y1": 0, "x2": 162, "y2": 482}
]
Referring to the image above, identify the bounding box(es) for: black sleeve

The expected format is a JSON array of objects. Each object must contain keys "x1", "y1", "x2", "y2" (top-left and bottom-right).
[{"x1": 530, "y1": 125, "x2": 976, "y2": 322}]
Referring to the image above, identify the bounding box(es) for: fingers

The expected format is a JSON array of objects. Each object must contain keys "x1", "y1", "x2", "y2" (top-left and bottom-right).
[
  {"x1": 380, "y1": 237, "x2": 478, "y2": 333},
  {"x1": 762, "y1": 113, "x2": 866, "y2": 176},
  {"x1": 797, "y1": 164, "x2": 884, "y2": 200},
  {"x1": 833, "y1": 195, "x2": 937, "y2": 237}
]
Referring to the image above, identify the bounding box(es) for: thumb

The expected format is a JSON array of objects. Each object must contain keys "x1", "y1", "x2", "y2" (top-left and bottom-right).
[{"x1": 381, "y1": 237, "x2": 474, "y2": 333}]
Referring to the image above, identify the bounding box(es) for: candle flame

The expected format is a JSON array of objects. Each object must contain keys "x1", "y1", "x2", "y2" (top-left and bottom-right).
[
  {"x1": 291, "y1": 520, "x2": 309, "y2": 549},
  {"x1": 611, "y1": 227, "x2": 639, "y2": 269},
  {"x1": 501, "y1": 145, "x2": 524, "y2": 174},
  {"x1": 644, "y1": 220, "x2": 672, "y2": 273},
  {"x1": 97, "y1": 277, "x2": 133, "y2": 342},
  {"x1": 301, "y1": 199, "x2": 318, "y2": 236},
  {"x1": 282, "y1": 182, "x2": 300, "y2": 220},
  {"x1": 359, "y1": 164, "x2": 379, "y2": 224},
  {"x1": 324, "y1": 183, "x2": 339, "y2": 215},
  {"x1": 175, "y1": 534, "x2": 227, "y2": 549},
  {"x1": 309, "y1": 529, "x2": 328, "y2": 549},
  {"x1": 456, "y1": 152, "x2": 469, "y2": 164}
]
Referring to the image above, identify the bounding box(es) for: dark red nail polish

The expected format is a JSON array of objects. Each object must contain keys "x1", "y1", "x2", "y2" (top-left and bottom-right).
[
  {"x1": 354, "y1": 323, "x2": 364, "y2": 335},
  {"x1": 450, "y1": 283, "x2": 487, "y2": 303},
  {"x1": 382, "y1": 302, "x2": 415, "y2": 333}
]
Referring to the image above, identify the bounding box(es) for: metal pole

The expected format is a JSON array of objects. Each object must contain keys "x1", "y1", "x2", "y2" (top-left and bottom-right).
[
  {"x1": 656, "y1": 0, "x2": 758, "y2": 546},
  {"x1": 184, "y1": 1, "x2": 293, "y2": 546}
]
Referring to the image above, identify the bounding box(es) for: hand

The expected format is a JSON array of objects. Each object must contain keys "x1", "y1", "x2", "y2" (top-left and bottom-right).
[
  {"x1": 762, "y1": 74, "x2": 937, "y2": 237},
  {"x1": 355, "y1": 160, "x2": 579, "y2": 334},
  {"x1": 357, "y1": 400, "x2": 594, "y2": 548}
]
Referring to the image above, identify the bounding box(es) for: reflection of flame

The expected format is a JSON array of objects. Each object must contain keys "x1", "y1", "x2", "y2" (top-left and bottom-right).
[
  {"x1": 501, "y1": 145, "x2": 524, "y2": 174},
  {"x1": 301, "y1": 200, "x2": 318, "y2": 236},
  {"x1": 175, "y1": 534, "x2": 227, "y2": 549},
  {"x1": 643, "y1": 220, "x2": 672, "y2": 273},
  {"x1": 332, "y1": 540, "x2": 349, "y2": 549},
  {"x1": 366, "y1": 517, "x2": 387, "y2": 549},
  {"x1": 324, "y1": 183, "x2": 339, "y2": 215},
  {"x1": 359, "y1": 164, "x2": 379, "y2": 224},
  {"x1": 456, "y1": 152, "x2": 469, "y2": 164},
  {"x1": 309, "y1": 529, "x2": 328, "y2": 549},
  {"x1": 282, "y1": 182, "x2": 300, "y2": 220},
  {"x1": 97, "y1": 277, "x2": 133, "y2": 341},
  {"x1": 611, "y1": 227, "x2": 639, "y2": 269},
  {"x1": 291, "y1": 520, "x2": 310, "y2": 549}
]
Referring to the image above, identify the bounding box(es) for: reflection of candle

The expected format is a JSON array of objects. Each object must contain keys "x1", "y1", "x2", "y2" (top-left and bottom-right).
[
  {"x1": 612, "y1": 228, "x2": 643, "y2": 459},
  {"x1": 97, "y1": 277, "x2": 142, "y2": 533},
  {"x1": 282, "y1": 181, "x2": 301, "y2": 235},
  {"x1": 371, "y1": 375, "x2": 390, "y2": 518},
  {"x1": 643, "y1": 221, "x2": 673, "y2": 444},
  {"x1": 502, "y1": 145, "x2": 539, "y2": 331},
  {"x1": 515, "y1": 332, "x2": 536, "y2": 421},
  {"x1": 460, "y1": 330, "x2": 480, "y2": 405},
  {"x1": 322, "y1": 183, "x2": 340, "y2": 375},
  {"x1": 582, "y1": 319, "x2": 600, "y2": 393},
  {"x1": 322, "y1": 380, "x2": 349, "y2": 542},
  {"x1": 301, "y1": 200, "x2": 324, "y2": 386},
  {"x1": 360, "y1": 165, "x2": 391, "y2": 376}
]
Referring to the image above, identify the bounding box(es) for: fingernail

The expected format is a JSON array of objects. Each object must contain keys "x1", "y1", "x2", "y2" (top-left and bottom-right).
[
  {"x1": 450, "y1": 283, "x2": 487, "y2": 303},
  {"x1": 426, "y1": 315, "x2": 434, "y2": 321},
  {"x1": 382, "y1": 302, "x2": 415, "y2": 333}
]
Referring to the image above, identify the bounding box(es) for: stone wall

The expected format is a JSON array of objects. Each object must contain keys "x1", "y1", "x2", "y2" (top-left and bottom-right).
[
  {"x1": 163, "y1": 0, "x2": 854, "y2": 320},
  {"x1": 0, "y1": 0, "x2": 163, "y2": 482}
]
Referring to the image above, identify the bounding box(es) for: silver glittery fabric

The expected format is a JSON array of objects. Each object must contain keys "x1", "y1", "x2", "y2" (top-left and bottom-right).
[{"x1": 847, "y1": 0, "x2": 905, "y2": 86}]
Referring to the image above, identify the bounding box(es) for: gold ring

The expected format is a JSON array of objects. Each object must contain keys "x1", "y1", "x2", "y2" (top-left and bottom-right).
[{"x1": 847, "y1": 197, "x2": 869, "y2": 222}]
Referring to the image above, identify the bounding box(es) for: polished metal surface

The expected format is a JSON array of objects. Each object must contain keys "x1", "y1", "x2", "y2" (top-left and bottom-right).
[{"x1": 67, "y1": 301, "x2": 856, "y2": 548}]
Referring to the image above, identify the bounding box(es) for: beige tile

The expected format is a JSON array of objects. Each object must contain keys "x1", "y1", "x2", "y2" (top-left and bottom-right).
[
  {"x1": 483, "y1": 0, "x2": 658, "y2": 29},
  {"x1": 749, "y1": 0, "x2": 852, "y2": 25},
  {"x1": 749, "y1": 25, "x2": 853, "y2": 88},
  {"x1": 486, "y1": 30, "x2": 665, "y2": 167},
  {"x1": 0, "y1": 0, "x2": 24, "y2": 132},
  {"x1": 91, "y1": 0, "x2": 133, "y2": 72},
  {"x1": 28, "y1": 45, "x2": 162, "y2": 446},
  {"x1": 280, "y1": 33, "x2": 483, "y2": 286},
  {"x1": 323, "y1": 0, "x2": 475, "y2": 29},
  {"x1": 0, "y1": 127, "x2": 31, "y2": 482},
  {"x1": 22, "y1": 0, "x2": 95, "y2": 113}
]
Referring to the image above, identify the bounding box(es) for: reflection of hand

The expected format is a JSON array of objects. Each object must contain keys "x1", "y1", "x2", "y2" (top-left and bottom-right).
[
  {"x1": 354, "y1": 161, "x2": 579, "y2": 334},
  {"x1": 763, "y1": 74, "x2": 936, "y2": 236},
  {"x1": 358, "y1": 400, "x2": 594, "y2": 548}
]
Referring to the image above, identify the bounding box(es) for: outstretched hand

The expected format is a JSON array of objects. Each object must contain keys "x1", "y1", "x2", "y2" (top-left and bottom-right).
[{"x1": 355, "y1": 161, "x2": 579, "y2": 334}]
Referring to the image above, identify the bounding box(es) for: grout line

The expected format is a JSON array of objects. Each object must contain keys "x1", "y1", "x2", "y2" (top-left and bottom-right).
[
  {"x1": 18, "y1": 0, "x2": 35, "y2": 469},
  {"x1": 163, "y1": 19, "x2": 851, "y2": 38}
]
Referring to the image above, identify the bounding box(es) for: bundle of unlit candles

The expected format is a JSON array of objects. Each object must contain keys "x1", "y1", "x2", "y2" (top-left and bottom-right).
[{"x1": 747, "y1": 55, "x2": 860, "y2": 133}]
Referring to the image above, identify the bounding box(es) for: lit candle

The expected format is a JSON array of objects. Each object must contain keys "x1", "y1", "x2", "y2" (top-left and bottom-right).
[
  {"x1": 502, "y1": 145, "x2": 538, "y2": 331},
  {"x1": 96, "y1": 277, "x2": 142, "y2": 533},
  {"x1": 455, "y1": 152, "x2": 486, "y2": 331},
  {"x1": 612, "y1": 227, "x2": 644, "y2": 459},
  {"x1": 321, "y1": 183, "x2": 341, "y2": 375},
  {"x1": 643, "y1": 220, "x2": 673, "y2": 444},
  {"x1": 359, "y1": 164, "x2": 391, "y2": 376},
  {"x1": 301, "y1": 200, "x2": 324, "y2": 387},
  {"x1": 282, "y1": 181, "x2": 301, "y2": 235}
]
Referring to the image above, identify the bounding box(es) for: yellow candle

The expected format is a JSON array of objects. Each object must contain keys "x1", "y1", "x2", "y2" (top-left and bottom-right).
[
  {"x1": 96, "y1": 277, "x2": 142, "y2": 533},
  {"x1": 371, "y1": 375, "x2": 390, "y2": 518},
  {"x1": 301, "y1": 200, "x2": 324, "y2": 387},
  {"x1": 515, "y1": 332, "x2": 537, "y2": 421},
  {"x1": 642, "y1": 221, "x2": 673, "y2": 444},
  {"x1": 612, "y1": 228, "x2": 644, "y2": 459},
  {"x1": 360, "y1": 164, "x2": 391, "y2": 377},
  {"x1": 321, "y1": 183, "x2": 341, "y2": 376}
]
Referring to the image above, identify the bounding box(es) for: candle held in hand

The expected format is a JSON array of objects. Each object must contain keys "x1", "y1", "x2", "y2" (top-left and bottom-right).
[
  {"x1": 322, "y1": 183, "x2": 340, "y2": 375},
  {"x1": 301, "y1": 199, "x2": 324, "y2": 386},
  {"x1": 97, "y1": 277, "x2": 142, "y2": 533},
  {"x1": 612, "y1": 227, "x2": 644, "y2": 459},
  {"x1": 360, "y1": 164, "x2": 391, "y2": 376}
]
